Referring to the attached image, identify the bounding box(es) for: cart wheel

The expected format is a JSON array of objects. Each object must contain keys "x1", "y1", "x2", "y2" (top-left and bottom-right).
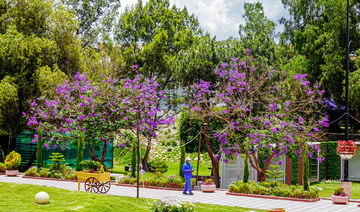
[
  {"x1": 98, "y1": 181, "x2": 111, "y2": 194},
  {"x1": 85, "y1": 177, "x2": 99, "y2": 193}
]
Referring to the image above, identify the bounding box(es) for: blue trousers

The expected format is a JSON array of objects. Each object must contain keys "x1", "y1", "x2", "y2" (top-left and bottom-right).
[{"x1": 183, "y1": 179, "x2": 192, "y2": 194}]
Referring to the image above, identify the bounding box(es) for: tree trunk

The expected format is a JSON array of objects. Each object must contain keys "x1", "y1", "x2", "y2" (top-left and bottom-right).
[
  {"x1": 0, "y1": 144, "x2": 4, "y2": 162},
  {"x1": 259, "y1": 170, "x2": 266, "y2": 182},
  {"x1": 205, "y1": 116, "x2": 220, "y2": 187},
  {"x1": 248, "y1": 152, "x2": 275, "y2": 182},
  {"x1": 86, "y1": 142, "x2": 109, "y2": 172},
  {"x1": 141, "y1": 137, "x2": 152, "y2": 171}
]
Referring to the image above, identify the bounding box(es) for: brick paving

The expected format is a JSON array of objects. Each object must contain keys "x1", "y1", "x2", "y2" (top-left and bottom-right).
[{"x1": 0, "y1": 175, "x2": 359, "y2": 212}]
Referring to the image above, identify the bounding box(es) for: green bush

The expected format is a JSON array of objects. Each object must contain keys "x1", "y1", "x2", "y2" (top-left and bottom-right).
[
  {"x1": 49, "y1": 152, "x2": 66, "y2": 171},
  {"x1": 5, "y1": 151, "x2": 21, "y2": 170},
  {"x1": 80, "y1": 160, "x2": 101, "y2": 171},
  {"x1": 152, "y1": 199, "x2": 194, "y2": 212},
  {"x1": 118, "y1": 172, "x2": 186, "y2": 188},
  {"x1": 228, "y1": 180, "x2": 319, "y2": 199},
  {"x1": 320, "y1": 141, "x2": 340, "y2": 180},
  {"x1": 149, "y1": 159, "x2": 168, "y2": 173},
  {"x1": 25, "y1": 166, "x2": 75, "y2": 180},
  {"x1": 334, "y1": 187, "x2": 344, "y2": 195},
  {"x1": 0, "y1": 162, "x2": 6, "y2": 172}
]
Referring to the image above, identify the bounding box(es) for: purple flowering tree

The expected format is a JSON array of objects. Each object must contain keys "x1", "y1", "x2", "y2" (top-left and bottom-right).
[
  {"x1": 25, "y1": 73, "x2": 125, "y2": 170},
  {"x1": 186, "y1": 55, "x2": 328, "y2": 182},
  {"x1": 120, "y1": 73, "x2": 175, "y2": 171},
  {"x1": 25, "y1": 69, "x2": 173, "y2": 171}
]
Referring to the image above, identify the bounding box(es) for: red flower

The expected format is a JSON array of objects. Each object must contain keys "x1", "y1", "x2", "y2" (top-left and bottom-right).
[{"x1": 336, "y1": 140, "x2": 357, "y2": 155}]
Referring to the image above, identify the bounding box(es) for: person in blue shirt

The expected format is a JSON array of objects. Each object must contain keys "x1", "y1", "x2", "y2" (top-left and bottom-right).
[{"x1": 182, "y1": 157, "x2": 194, "y2": 195}]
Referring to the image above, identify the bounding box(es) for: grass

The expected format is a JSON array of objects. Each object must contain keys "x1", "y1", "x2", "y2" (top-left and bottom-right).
[
  {"x1": 112, "y1": 162, "x2": 214, "y2": 177},
  {"x1": 0, "y1": 182, "x2": 264, "y2": 212},
  {"x1": 311, "y1": 181, "x2": 360, "y2": 199}
]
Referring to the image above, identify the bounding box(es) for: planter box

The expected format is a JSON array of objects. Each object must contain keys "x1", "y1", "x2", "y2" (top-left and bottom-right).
[
  {"x1": 5, "y1": 170, "x2": 18, "y2": 177},
  {"x1": 201, "y1": 184, "x2": 216, "y2": 192},
  {"x1": 226, "y1": 192, "x2": 320, "y2": 202},
  {"x1": 331, "y1": 195, "x2": 348, "y2": 204},
  {"x1": 269, "y1": 209, "x2": 285, "y2": 212}
]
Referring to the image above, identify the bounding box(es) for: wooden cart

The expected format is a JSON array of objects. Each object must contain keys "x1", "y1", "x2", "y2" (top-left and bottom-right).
[{"x1": 75, "y1": 171, "x2": 111, "y2": 194}]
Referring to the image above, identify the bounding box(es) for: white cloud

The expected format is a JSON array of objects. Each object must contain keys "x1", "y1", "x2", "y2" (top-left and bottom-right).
[{"x1": 118, "y1": 0, "x2": 289, "y2": 41}]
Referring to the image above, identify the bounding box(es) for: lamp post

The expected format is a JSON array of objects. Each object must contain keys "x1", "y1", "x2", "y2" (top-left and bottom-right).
[
  {"x1": 343, "y1": 0, "x2": 356, "y2": 184},
  {"x1": 343, "y1": 0, "x2": 356, "y2": 189}
]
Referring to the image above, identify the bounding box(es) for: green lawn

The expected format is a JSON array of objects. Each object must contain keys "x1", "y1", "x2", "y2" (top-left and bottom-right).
[
  {"x1": 0, "y1": 182, "x2": 263, "y2": 212},
  {"x1": 112, "y1": 162, "x2": 214, "y2": 177},
  {"x1": 311, "y1": 182, "x2": 360, "y2": 199}
]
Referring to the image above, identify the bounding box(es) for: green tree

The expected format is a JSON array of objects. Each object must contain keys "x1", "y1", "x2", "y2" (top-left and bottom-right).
[
  {"x1": 115, "y1": 0, "x2": 202, "y2": 171},
  {"x1": 36, "y1": 126, "x2": 43, "y2": 168},
  {"x1": 131, "y1": 139, "x2": 137, "y2": 178},
  {"x1": 179, "y1": 140, "x2": 185, "y2": 178},
  {"x1": 76, "y1": 132, "x2": 85, "y2": 171},
  {"x1": 280, "y1": 0, "x2": 360, "y2": 105},
  {"x1": 60, "y1": 0, "x2": 121, "y2": 48},
  {"x1": 243, "y1": 143, "x2": 249, "y2": 183},
  {"x1": 265, "y1": 164, "x2": 286, "y2": 186},
  {"x1": 303, "y1": 148, "x2": 310, "y2": 190},
  {"x1": 175, "y1": 37, "x2": 245, "y2": 188},
  {"x1": 0, "y1": 0, "x2": 83, "y2": 153},
  {"x1": 238, "y1": 2, "x2": 276, "y2": 63}
]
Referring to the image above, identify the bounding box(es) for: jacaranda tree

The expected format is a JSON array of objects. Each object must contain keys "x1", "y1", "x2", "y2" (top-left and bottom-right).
[
  {"x1": 25, "y1": 70, "x2": 173, "y2": 171},
  {"x1": 186, "y1": 52, "x2": 328, "y2": 182}
]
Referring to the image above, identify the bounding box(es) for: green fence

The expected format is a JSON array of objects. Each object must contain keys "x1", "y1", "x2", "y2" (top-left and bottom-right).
[{"x1": 16, "y1": 132, "x2": 113, "y2": 172}]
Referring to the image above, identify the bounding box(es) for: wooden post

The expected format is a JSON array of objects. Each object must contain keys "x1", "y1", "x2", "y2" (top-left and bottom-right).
[
  {"x1": 285, "y1": 155, "x2": 292, "y2": 185},
  {"x1": 196, "y1": 127, "x2": 202, "y2": 186}
]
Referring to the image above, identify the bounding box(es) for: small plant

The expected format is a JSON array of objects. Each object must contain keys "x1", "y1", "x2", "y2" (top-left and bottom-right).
[
  {"x1": 100, "y1": 165, "x2": 105, "y2": 173},
  {"x1": 80, "y1": 160, "x2": 101, "y2": 171},
  {"x1": 333, "y1": 187, "x2": 347, "y2": 197},
  {"x1": 5, "y1": 151, "x2": 22, "y2": 170},
  {"x1": 49, "y1": 153, "x2": 66, "y2": 171},
  {"x1": 152, "y1": 199, "x2": 194, "y2": 212},
  {"x1": 266, "y1": 164, "x2": 286, "y2": 185},
  {"x1": 203, "y1": 178, "x2": 215, "y2": 185},
  {"x1": 0, "y1": 162, "x2": 6, "y2": 172},
  {"x1": 148, "y1": 159, "x2": 168, "y2": 174}
]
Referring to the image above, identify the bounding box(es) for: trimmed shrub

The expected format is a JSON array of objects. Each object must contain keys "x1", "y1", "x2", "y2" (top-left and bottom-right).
[
  {"x1": 228, "y1": 180, "x2": 319, "y2": 199},
  {"x1": 148, "y1": 159, "x2": 168, "y2": 173},
  {"x1": 0, "y1": 162, "x2": 6, "y2": 172},
  {"x1": 5, "y1": 151, "x2": 21, "y2": 170}
]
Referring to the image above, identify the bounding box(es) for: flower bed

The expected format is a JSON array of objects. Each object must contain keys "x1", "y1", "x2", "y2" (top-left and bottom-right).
[
  {"x1": 118, "y1": 172, "x2": 193, "y2": 188},
  {"x1": 25, "y1": 166, "x2": 76, "y2": 180},
  {"x1": 228, "y1": 181, "x2": 319, "y2": 200}
]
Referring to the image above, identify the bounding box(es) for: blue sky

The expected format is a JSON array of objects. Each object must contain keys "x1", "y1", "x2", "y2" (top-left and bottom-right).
[{"x1": 119, "y1": 0, "x2": 290, "y2": 41}]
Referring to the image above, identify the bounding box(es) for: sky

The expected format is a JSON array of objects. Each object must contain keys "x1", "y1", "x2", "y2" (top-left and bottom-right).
[{"x1": 118, "y1": 0, "x2": 290, "y2": 41}]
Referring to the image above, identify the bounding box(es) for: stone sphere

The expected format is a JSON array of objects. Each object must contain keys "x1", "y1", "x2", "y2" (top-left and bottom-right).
[{"x1": 35, "y1": 192, "x2": 49, "y2": 204}]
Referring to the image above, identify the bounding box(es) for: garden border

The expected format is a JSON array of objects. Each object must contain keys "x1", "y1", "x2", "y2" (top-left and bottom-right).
[
  {"x1": 22, "y1": 176, "x2": 78, "y2": 182},
  {"x1": 226, "y1": 192, "x2": 320, "y2": 202},
  {"x1": 116, "y1": 183, "x2": 183, "y2": 191}
]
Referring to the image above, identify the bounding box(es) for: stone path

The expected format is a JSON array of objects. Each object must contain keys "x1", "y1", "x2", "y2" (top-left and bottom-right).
[{"x1": 0, "y1": 175, "x2": 359, "y2": 212}]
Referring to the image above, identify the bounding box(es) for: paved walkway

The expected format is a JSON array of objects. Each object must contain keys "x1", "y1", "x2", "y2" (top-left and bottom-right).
[{"x1": 0, "y1": 175, "x2": 359, "y2": 212}]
